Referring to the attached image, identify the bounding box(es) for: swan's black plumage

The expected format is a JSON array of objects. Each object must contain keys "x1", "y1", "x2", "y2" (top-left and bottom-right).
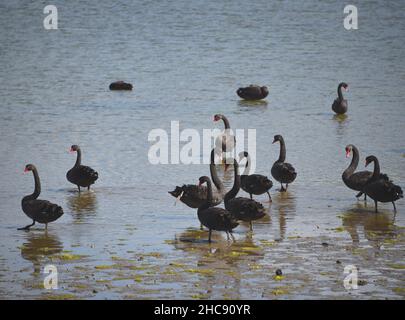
[
  {"x1": 67, "y1": 145, "x2": 98, "y2": 192},
  {"x1": 271, "y1": 135, "x2": 297, "y2": 191},
  {"x1": 197, "y1": 176, "x2": 238, "y2": 243},
  {"x1": 20, "y1": 164, "x2": 64, "y2": 230},
  {"x1": 332, "y1": 82, "x2": 348, "y2": 115},
  {"x1": 363, "y1": 156, "x2": 403, "y2": 212},
  {"x1": 237, "y1": 85, "x2": 269, "y2": 100},
  {"x1": 342, "y1": 144, "x2": 374, "y2": 200},
  {"x1": 224, "y1": 158, "x2": 266, "y2": 231},
  {"x1": 169, "y1": 148, "x2": 225, "y2": 208},
  {"x1": 239, "y1": 151, "x2": 272, "y2": 201}
]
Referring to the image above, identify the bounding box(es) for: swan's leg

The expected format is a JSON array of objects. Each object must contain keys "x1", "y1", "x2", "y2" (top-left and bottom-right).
[
  {"x1": 249, "y1": 193, "x2": 253, "y2": 200},
  {"x1": 355, "y1": 191, "x2": 363, "y2": 199},
  {"x1": 266, "y1": 191, "x2": 272, "y2": 202},
  {"x1": 374, "y1": 200, "x2": 378, "y2": 213},
  {"x1": 364, "y1": 194, "x2": 367, "y2": 201},
  {"x1": 226, "y1": 231, "x2": 230, "y2": 241},
  {"x1": 230, "y1": 232, "x2": 235, "y2": 242},
  {"x1": 280, "y1": 183, "x2": 286, "y2": 192},
  {"x1": 392, "y1": 201, "x2": 397, "y2": 212},
  {"x1": 88, "y1": 186, "x2": 90, "y2": 191},
  {"x1": 208, "y1": 229, "x2": 212, "y2": 243},
  {"x1": 77, "y1": 185, "x2": 81, "y2": 193},
  {"x1": 249, "y1": 221, "x2": 253, "y2": 231},
  {"x1": 200, "y1": 223, "x2": 203, "y2": 230},
  {"x1": 18, "y1": 220, "x2": 35, "y2": 231},
  {"x1": 45, "y1": 223, "x2": 48, "y2": 230}
]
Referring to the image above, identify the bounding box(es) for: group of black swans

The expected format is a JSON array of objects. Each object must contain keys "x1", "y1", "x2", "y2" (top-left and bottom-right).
[
  {"x1": 19, "y1": 145, "x2": 98, "y2": 230},
  {"x1": 20, "y1": 83, "x2": 402, "y2": 243}
]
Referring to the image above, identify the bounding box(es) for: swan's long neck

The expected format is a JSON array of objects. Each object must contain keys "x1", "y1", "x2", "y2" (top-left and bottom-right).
[
  {"x1": 242, "y1": 154, "x2": 251, "y2": 176},
  {"x1": 210, "y1": 150, "x2": 224, "y2": 192},
  {"x1": 224, "y1": 159, "x2": 240, "y2": 205},
  {"x1": 370, "y1": 157, "x2": 380, "y2": 180},
  {"x1": 26, "y1": 168, "x2": 41, "y2": 200},
  {"x1": 74, "y1": 149, "x2": 82, "y2": 167},
  {"x1": 277, "y1": 138, "x2": 286, "y2": 162},
  {"x1": 343, "y1": 146, "x2": 359, "y2": 178},
  {"x1": 221, "y1": 116, "x2": 230, "y2": 129},
  {"x1": 338, "y1": 84, "x2": 344, "y2": 101}
]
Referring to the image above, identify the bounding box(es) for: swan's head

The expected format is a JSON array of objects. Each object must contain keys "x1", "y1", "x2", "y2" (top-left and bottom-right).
[
  {"x1": 340, "y1": 82, "x2": 349, "y2": 91},
  {"x1": 24, "y1": 164, "x2": 35, "y2": 173},
  {"x1": 213, "y1": 114, "x2": 222, "y2": 122},
  {"x1": 365, "y1": 155, "x2": 376, "y2": 167},
  {"x1": 238, "y1": 151, "x2": 249, "y2": 161},
  {"x1": 70, "y1": 145, "x2": 80, "y2": 153},
  {"x1": 272, "y1": 135, "x2": 282, "y2": 144},
  {"x1": 345, "y1": 145, "x2": 353, "y2": 158},
  {"x1": 198, "y1": 176, "x2": 210, "y2": 186}
]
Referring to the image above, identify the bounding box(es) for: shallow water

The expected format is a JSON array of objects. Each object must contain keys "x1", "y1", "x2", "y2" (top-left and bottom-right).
[{"x1": 0, "y1": 0, "x2": 404, "y2": 299}]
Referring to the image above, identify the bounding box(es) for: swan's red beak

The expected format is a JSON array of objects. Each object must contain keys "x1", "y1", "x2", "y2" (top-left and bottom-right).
[
  {"x1": 23, "y1": 168, "x2": 29, "y2": 173},
  {"x1": 346, "y1": 149, "x2": 351, "y2": 158},
  {"x1": 198, "y1": 181, "x2": 202, "y2": 186},
  {"x1": 69, "y1": 147, "x2": 74, "y2": 153},
  {"x1": 365, "y1": 160, "x2": 369, "y2": 167},
  {"x1": 272, "y1": 139, "x2": 276, "y2": 144}
]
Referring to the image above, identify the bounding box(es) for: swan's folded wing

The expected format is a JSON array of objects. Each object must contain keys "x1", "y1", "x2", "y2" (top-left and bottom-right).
[{"x1": 78, "y1": 165, "x2": 98, "y2": 181}]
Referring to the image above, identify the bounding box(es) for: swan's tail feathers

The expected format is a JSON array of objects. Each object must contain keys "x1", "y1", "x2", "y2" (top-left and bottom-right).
[{"x1": 44, "y1": 202, "x2": 64, "y2": 222}]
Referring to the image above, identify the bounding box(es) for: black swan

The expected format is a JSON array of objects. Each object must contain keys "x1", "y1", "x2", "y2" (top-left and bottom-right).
[
  {"x1": 332, "y1": 82, "x2": 348, "y2": 115},
  {"x1": 239, "y1": 151, "x2": 273, "y2": 201},
  {"x1": 109, "y1": 81, "x2": 133, "y2": 91},
  {"x1": 20, "y1": 164, "x2": 64, "y2": 230},
  {"x1": 342, "y1": 144, "x2": 375, "y2": 200},
  {"x1": 363, "y1": 156, "x2": 403, "y2": 213},
  {"x1": 214, "y1": 114, "x2": 235, "y2": 156},
  {"x1": 224, "y1": 158, "x2": 266, "y2": 231},
  {"x1": 271, "y1": 135, "x2": 297, "y2": 191},
  {"x1": 169, "y1": 148, "x2": 225, "y2": 208},
  {"x1": 237, "y1": 85, "x2": 269, "y2": 100},
  {"x1": 197, "y1": 176, "x2": 239, "y2": 243},
  {"x1": 67, "y1": 145, "x2": 98, "y2": 192}
]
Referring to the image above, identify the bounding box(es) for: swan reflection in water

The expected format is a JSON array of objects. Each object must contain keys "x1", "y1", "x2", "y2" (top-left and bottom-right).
[
  {"x1": 20, "y1": 231, "x2": 63, "y2": 274},
  {"x1": 341, "y1": 203, "x2": 398, "y2": 253},
  {"x1": 66, "y1": 191, "x2": 98, "y2": 221},
  {"x1": 271, "y1": 191, "x2": 297, "y2": 241}
]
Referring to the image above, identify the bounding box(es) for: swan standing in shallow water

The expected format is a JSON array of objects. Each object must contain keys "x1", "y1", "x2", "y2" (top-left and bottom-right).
[
  {"x1": 20, "y1": 164, "x2": 64, "y2": 230},
  {"x1": 169, "y1": 149, "x2": 225, "y2": 208},
  {"x1": 363, "y1": 155, "x2": 403, "y2": 213},
  {"x1": 67, "y1": 145, "x2": 98, "y2": 192},
  {"x1": 332, "y1": 82, "x2": 348, "y2": 115},
  {"x1": 239, "y1": 151, "x2": 273, "y2": 201},
  {"x1": 342, "y1": 144, "x2": 374, "y2": 200},
  {"x1": 224, "y1": 158, "x2": 266, "y2": 231},
  {"x1": 197, "y1": 176, "x2": 239, "y2": 243},
  {"x1": 271, "y1": 135, "x2": 297, "y2": 192}
]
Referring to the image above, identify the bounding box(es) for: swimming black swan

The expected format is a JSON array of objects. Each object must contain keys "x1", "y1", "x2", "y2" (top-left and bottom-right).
[
  {"x1": 67, "y1": 145, "x2": 98, "y2": 192},
  {"x1": 169, "y1": 148, "x2": 225, "y2": 208},
  {"x1": 197, "y1": 176, "x2": 239, "y2": 243},
  {"x1": 237, "y1": 85, "x2": 269, "y2": 100},
  {"x1": 239, "y1": 151, "x2": 273, "y2": 201},
  {"x1": 214, "y1": 114, "x2": 235, "y2": 156},
  {"x1": 271, "y1": 135, "x2": 297, "y2": 191},
  {"x1": 332, "y1": 82, "x2": 348, "y2": 115},
  {"x1": 224, "y1": 158, "x2": 266, "y2": 231},
  {"x1": 19, "y1": 164, "x2": 64, "y2": 230},
  {"x1": 109, "y1": 81, "x2": 133, "y2": 91},
  {"x1": 342, "y1": 144, "x2": 375, "y2": 200},
  {"x1": 363, "y1": 156, "x2": 403, "y2": 213}
]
